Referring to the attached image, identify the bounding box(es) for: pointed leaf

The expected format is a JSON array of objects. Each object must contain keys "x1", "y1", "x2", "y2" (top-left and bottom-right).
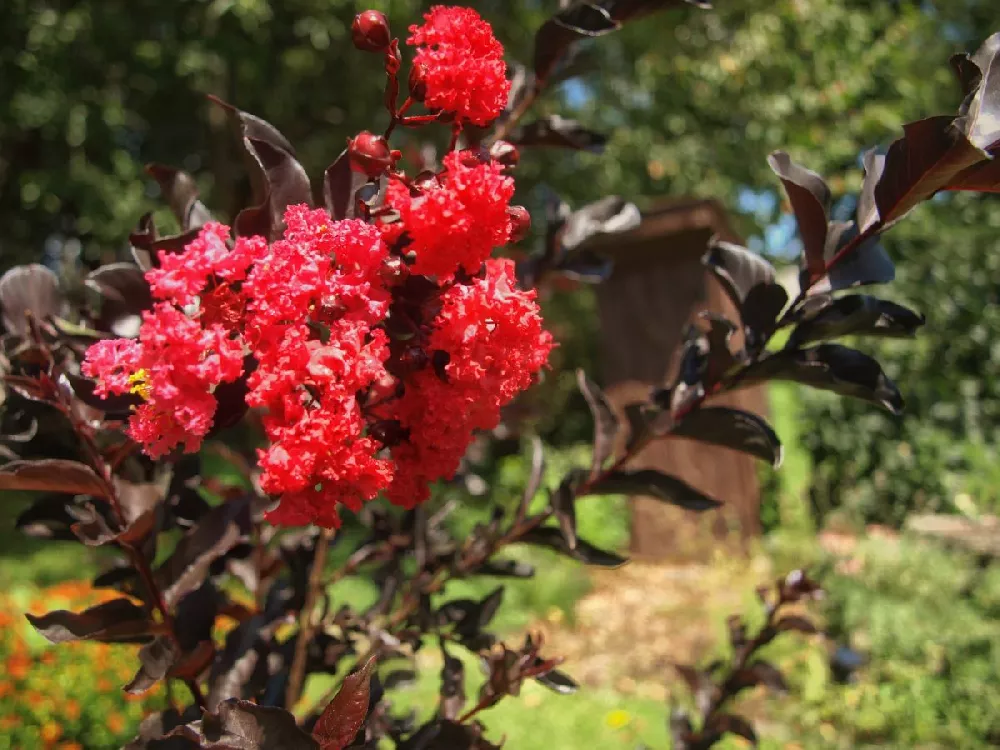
[
  {"x1": 534, "y1": 668, "x2": 579, "y2": 695},
  {"x1": 85, "y1": 263, "x2": 152, "y2": 337},
  {"x1": 819, "y1": 221, "x2": 895, "y2": 291},
  {"x1": 670, "y1": 407, "x2": 783, "y2": 467},
  {"x1": 27, "y1": 598, "x2": 156, "y2": 644},
  {"x1": 550, "y1": 476, "x2": 578, "y2": 550},
  {"x1": 768, "y1": 151, "x2": 830, "y2": 278},
  {"x1": 518, "y1": 436, "x2": 545, "y2": 521},
  {"x1": 145, "y1": 164, "x2": 213, "y2": 231},
  {"x1": 480, "y1": 558, "x2": 535, "y2": 578},
  {"x1": 561, "y1": 197, "x2": 641, "y2": 251},
  {"x1": 439, "y1": 649, "x2": 466, "y2": 721},
  {"x1": 577, "y1": 369, "x2": 620, "y2": 479},
  {"x1": 511, "y1": 115, "x2": 607, "y2": 152},
  {"x1": 126, "y1": 636, "x2": 180, "y2": 694},
  {"x1": 155, "y1": 496, "x2": 252, "y2": 606},
  {"x1": 586, "y1": 469, "x2": 722, "y2": 511},
  {"x1": 519, "y1": 526, "x2": 628, "y2": 567},
  {"x1": 0, "y1": 459, "x2": 108, "y2": 498},
  {"x1": 788, "y1": 295, "x2": 925, "y2": 347},
  {"x1": 324, "y1": 149, "x2": 367, "y2": 221},
  {"x1": 0, "y1": 264, "x2": 62, "y2": 336},
  {"x1": 208, "y1": 699, "x2": 319, "y2": 750},
  {"x1": 742, "y1": 343, "x2": 903, "y2": 414},
  {"x1": 703, "y1": 240, "x2": 779, "y2": 314},
  {"x1": 728, "y1": 661, "x2": 788, "y2": 695},
  {"x1": 312, "y1": 656, "x2": 377, "y2": 750},
  {"x1": 705, "y1": 714, "x2": 758, "y2": 745}
]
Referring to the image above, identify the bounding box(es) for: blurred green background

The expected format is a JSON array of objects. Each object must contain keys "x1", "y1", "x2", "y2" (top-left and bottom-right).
[{"x1": 3, "y1": 0, "x2": 1000, "y2": 748}]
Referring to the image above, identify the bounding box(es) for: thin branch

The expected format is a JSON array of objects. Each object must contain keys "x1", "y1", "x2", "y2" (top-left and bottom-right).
[{"x1": 285, "y1": 527, "x2": 335, "y2": 708}]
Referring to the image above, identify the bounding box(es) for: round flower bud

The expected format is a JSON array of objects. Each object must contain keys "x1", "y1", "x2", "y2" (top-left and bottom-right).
[
  {"x1": 508, "y1": 205, "x2": 531, "y2": 243},
  {"x1": 348, "y1": 131, "x2": 393, "y2": 179},
  {"x1": 408, "y1": 61, "x2": 429, "y2": 102},
  {"x1": 352, "y1": 10, "x2": 391, "y2": 53},
  {"x1": 489, "y1": 140, "x2": 520, "y2": 169}
]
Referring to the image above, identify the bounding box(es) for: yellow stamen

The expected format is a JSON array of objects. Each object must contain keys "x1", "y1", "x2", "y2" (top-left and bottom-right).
[{"x1": 127, "y1": 369, "x2": 152, "y2": 400}]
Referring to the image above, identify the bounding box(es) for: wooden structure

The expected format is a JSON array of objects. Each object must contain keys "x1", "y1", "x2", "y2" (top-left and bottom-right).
[{"x1": 589, "y1": 198, "x2": 768, "y2": 561}]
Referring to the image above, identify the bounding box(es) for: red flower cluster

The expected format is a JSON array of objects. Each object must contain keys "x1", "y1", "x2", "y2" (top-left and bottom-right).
[
  {"x1": 385, "y1": 151, "x2": 514, "y2": 279},
  {"x1": 407, "y1": 6, "x2": 510, "y2": 126},
  {"x1": 386, "y1": 259, "x2": 553, "y2": 507},
  {"x1": 83, "y1": 6, "x2": 552, "y2": 527}
]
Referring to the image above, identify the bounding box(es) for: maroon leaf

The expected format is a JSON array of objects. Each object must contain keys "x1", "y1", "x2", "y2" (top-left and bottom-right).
[
  {"x1": 439, "y1": 649, "x2": 466, "y2": 721},
  {"x1": 0, "y1": 459, "x2": 108, "y2": 498},
  {"x1": 728, "y1": 661, "x2": 788, "y2": 694},
  {"x1": 768, "y1": 151, "x2": 830, "y2": 280},
  {"x1": 861, "y1": 116, "x2": 985, "y2": 232},
  {"x1": 705, "y1": 713, "x2": 758, "y2": 745},
  {"x1": 209, "y1": 98, "x2": 312, "y2": 241},
  {"x1": 26, "y1": 598, "x2": 157, "y2": 644},
  {"x1": 126, "y1": 636, "x2": 180, "y2": 694},
  {"x1": 145, "y1": 164, "x2": 213, "y2": 231},
  {"x1": 312, "y1": 656, "x2": 377, "y2": 750},
  {"x1": 0, "y1": 263, "x2": 62, "y2": 336},
  {"x1": 15, "y1": 495, "x2": 79, "y2": 540},
  {"x1": 166, "y1": 699, "x2": 319, "y2": 749},
  {"x1": 670, "y1": 407, "x2": 782, "y2": 467},
  {"x1": 66, "y1": 373, "x2": 141, "y2": 414},
  {"x1": 510, "y1": 115, "x2": 607, "y2": 152},
  {"x1": 155, "y1": 495, "x2": 252, "y2": 606},
  {"x1": 85, "y1": 262, "x2": 152, "y2": 337},
  {"x1": 550, "y1": 476, "x2": 578, "y2": 550},
  {"x1": 775, "y1": 615, "x2": 820, "y2": 634},
  {"x1": 68, "y1": 501, "x2": 119, "y2": 546},
  {"x1": 586, "y1": 469, "x2": 722, "y2": 511},
  {"x1": 577, "y1": 369, "x2": 619, "y2": 479},
  {"x1": 945, "y1": 156, "x2": 1000, "y2": 192},
  {"x1": 519, "y1": 526, "x2": 628, "y2": 567}
]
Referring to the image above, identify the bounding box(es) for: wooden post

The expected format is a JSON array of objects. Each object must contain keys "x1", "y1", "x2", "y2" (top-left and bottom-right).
[{"x1": 590, "y1": 199, "x2": 768, "y2": 561}]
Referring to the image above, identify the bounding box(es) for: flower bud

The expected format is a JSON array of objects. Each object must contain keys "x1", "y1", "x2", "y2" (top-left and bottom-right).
[
  {"x1": 408, "y1": 60, "x2": 428, "y2": 101},
  {"x1": 508, "y1": 205, "x2": 531, "y2": 243},
  {"x1": 348, "y1": 131, "x2": 393, "y2": 179},
  {"x1": 489, "y1": 140, "x2": 520, "y2": 169},
  {"x1": 352, "y1": 10, "x2": 391, "y2": 53}
]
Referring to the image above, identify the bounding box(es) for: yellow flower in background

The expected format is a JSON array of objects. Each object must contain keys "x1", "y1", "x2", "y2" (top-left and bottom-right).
[{"x1": 605, "y1": 709, "x2": 631, "y2": 730}]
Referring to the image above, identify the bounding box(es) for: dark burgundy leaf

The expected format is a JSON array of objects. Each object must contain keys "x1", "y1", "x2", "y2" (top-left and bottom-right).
[
  {"x1": 146, "y1": 164, "x2": 213, "y2": 231},
  {"x1": 775, "y1": 615, "x2": 819, "y2": 634},
  {"x1": 127, "y1": 636, "x2": 181, "y2": 694},
  {"x1": 670, "y1": 407, "x2": 782, "y2": 467},
  {"x1": 586, "y1": 469, "x2": 722, "y2": 511},
  {"x1": 953, "y1": 32, "x2": 1000, "y2": 151},
  {"x1": 85, "y1": 262, "x2": 152, "y2": 336},
  {"x1": 533, "y1": 0, "x2": 707, "y2": 81},
  {"x1": 439, "y1": 649, "x2": 465, "y2": 721},
  {"x1": 518, "y1": 435, "x2": 545, "y2": 521},
  {"x1": 208, "y1": 615, "x2": 273, "y2": 709},
  {"x1": 728, "y1": 661, "x2": 788, "y2": 694},
  {"x1": 861, "y1": 116, "x2": 985, "y2": 232},
  {"x1": 703, "y1": 240, "x2": 780, "y2": 319},
  {"x1": 93, "y1": 562, "x2": 139, "y2": 592},
  {"x1": 556, "y1": 249, "x2": 615, "y2": 284},
  {"x1": 768, "y1": 151, "x2": 830, "y2": 279},
  {"x1": 577, "y1": 369, "x2": 619, "y2": 479},
  {"x1": 944, "y1": 157, "x2": 1000, "y2": 191},
  {"x1": 124, "y1": 706, "x2": 202, "y2": 750},
  {"x1": 510, "y1": 116, "x2": 607, "y2": 152},
  {"x1": 480, "y1": 558, "x2": 535, "y2": 578},
  {"x1": 312, "y1": 656, "x2": 376, "y2": 750},
  {"x1": 67, "y1": 373, "x2": 141, "y2": 414},
  {"x1": 741, "y1": 343, "x2": 904, "y2": 414},
  {"x1": 0, "y1": 264, "x2": 62, "y2": 336},
  {"x1": 194, "y1": 699, "x2": 319, "y2": 750},
  {"x1": 68, "y1": 501, "x2": 118, "y2": 546},
  {"x1": 550, "y1": 476, "x2": 578, "y2": 550},
  {"x1": 787, "y1": 295, "x2": 925, "y2": 347},
  {"x1": 324, "y1": 149, "x2": 365, "y2": 221},
  {"x1": 741, "y1": 282, "x2": 789, "y2": 346},
  {"x1": 534, "y1": 668, "x2": 579, "y2": 695},
  {"x1": 155, "y1": 495, "x2": 252, "y2": 606},
  {"x1": 15, "y1": 494, "x2": 78, "y2": 540},
  {"x1": 176, "y1": 581, "x2": 221, "y2": 651},
  {"x1": 210, "y1": 97, "x2": 312, "y2": 241},
  {"x1": 704, "y1": 714, "x2": 757, "y2": 745},
  {"x1": 819, "y1": 220, "x2": 895, "y2": 291},
  {"x1": 519, "y1": 526, "x2": 628, "y2": 567},
  {"x1": 561, "y1": 196, "x2": 641, "y2": 251},
  {"x1": 0, "y1": 458, "x2": 108, "y2": 497},
  {"x1": 26, "y1": 598, "x2": 156, "y2": 644}
]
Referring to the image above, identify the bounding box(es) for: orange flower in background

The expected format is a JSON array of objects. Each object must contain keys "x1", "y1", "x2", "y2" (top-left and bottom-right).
[
  {"x1": 0, "y1": 715, "x2": 18, "y2": 731},
  {"x1": 0, "y1": 682, "x2": 13, "y2": 698},
  {"x1": 7, "y1": 652, "x2": 31, "y2": 680},
  {"x1": 58, "y1": 743, "x2": 84, "y2": 750},
  {"x1": 64, "y1": 700, "x2": 81, "y2": 721},
  {"x1": 107, "y1": 711, "x2": 126, "y2": 734},
  {"x1": 41, "y1": 721, "x2": 62, "y2": 742}
]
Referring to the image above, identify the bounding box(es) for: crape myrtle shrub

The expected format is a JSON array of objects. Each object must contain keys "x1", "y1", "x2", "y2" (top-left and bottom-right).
[{"x1": 1, "y1": 1, "x2": 999, "y2": 747}]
